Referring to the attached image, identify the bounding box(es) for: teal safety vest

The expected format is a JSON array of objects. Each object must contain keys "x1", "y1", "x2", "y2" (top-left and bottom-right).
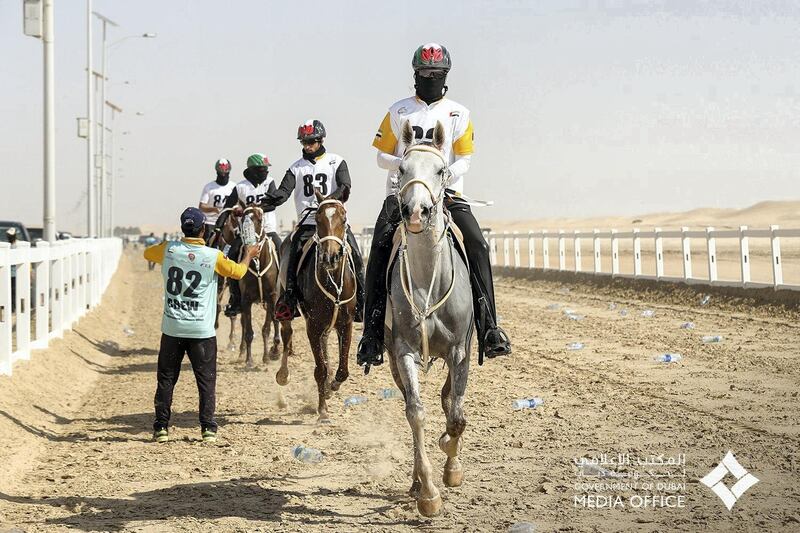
[{"x1": 160, "y1": 241, "x2": 219, "y2": 339}]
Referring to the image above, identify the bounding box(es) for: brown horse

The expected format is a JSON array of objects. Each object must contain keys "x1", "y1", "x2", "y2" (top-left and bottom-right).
[
  {"x1": 209, "y1": 210, "x2": 240, "y2": 352},
  {"x1": 276, "y1": 191, "x2": 357, "y2": 422},
  {"x1": 220, "y1": 206, "x2": 292, "y2": 368}
]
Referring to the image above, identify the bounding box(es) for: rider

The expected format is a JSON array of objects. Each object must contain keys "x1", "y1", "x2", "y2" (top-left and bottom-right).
[
  {"x1": 260, "y1": 119, "x2": 365, "y2": 322},
  {"x1": 356, "y1": 43, "x2": 511, "y2": 370},
  {"x1": 199, "y1": 158, "x2": 236, "y2": 245},
  {"x1": 219, "y1": 153, "x2": 281, "y2": 317}
]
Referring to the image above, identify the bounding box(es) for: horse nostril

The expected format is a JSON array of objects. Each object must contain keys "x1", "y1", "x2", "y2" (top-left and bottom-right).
[
  {"x1": 421, "y1": 206, "x2": 430, "y2": 218},
  {"x1": 402, "y1": 204, "x2": 413, "y2": 219}
]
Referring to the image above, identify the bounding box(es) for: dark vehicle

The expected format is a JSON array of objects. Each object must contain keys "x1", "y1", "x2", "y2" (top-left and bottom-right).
[
  {"x1": 0, "y1": 221, "x2": 32, "y2": 243},
  {"x1": 27, "y1": 227, "x2": 44, "y2": 242}
]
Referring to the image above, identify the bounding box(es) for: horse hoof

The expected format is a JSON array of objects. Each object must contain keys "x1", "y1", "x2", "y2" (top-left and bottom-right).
[
  {"x1": 246, "y1": 361, "x2": 255, "y2": 369},
  {"x1": 330, "y1": 380, "x2": 341, "y2": 392},
  {"x1": 275, "y1": 368, "x2": 289, "y2": 386},
  {"x1": 269, "y1": 347, "x2": 281, "y2": 361},
  {"x1": 317, "y1": 415, "x2": 332, "y2": 425},
  {"x1": 443, "y1": 459, "x2": 463, "y2": 487},
  {"x1": 416, "y1": 494, "x2": 443, "y2": 517}
]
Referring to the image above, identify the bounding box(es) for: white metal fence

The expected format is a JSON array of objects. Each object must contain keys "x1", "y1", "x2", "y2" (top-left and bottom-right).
[
  {"x1": 487, "y1": 226, "x2": 799, "y2": 291},
  {"x1": 0, "y1": 238, "x2": 122, "y2": 376}
]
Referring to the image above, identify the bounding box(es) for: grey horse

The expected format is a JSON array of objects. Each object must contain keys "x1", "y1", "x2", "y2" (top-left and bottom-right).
[{"x1": 385, "y1": 120, "x2": 474, "y2": 517}]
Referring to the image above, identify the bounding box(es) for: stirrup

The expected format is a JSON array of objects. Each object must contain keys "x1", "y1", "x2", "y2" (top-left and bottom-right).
[
  {"x1": 357, "y1": 334, "x2": 384, "y2": 367},
  {"x1": 224, "y1": 303, "x2": 240, "y2": 317},
  {"x1": 483, "y1": 327, "x2": 512, "y2": 359}
]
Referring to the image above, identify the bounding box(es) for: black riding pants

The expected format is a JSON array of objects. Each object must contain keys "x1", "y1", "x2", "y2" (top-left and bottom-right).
[
  {"x1": 363, "y1": 197, "x2": 497, "y2": 341},
  {"x1": 153, "y1": 333, "x2": 218, "y2": 431}
]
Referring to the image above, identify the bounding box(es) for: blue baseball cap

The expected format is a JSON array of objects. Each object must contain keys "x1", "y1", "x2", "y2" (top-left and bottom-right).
[{"x1": 180, "y1": 207, "x2": 206, "y2": 232}]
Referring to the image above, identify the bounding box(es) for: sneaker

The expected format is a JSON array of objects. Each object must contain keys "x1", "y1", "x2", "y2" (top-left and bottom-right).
[
  {"x1": 153, "y1": 428, "x2": 169, "y2": 443},
  {"x1": 201, "y1": 428, "x2": 217, "y2": 443}
]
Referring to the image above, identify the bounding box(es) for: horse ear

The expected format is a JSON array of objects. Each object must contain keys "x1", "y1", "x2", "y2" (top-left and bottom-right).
[
  {"x1": 433, "y1": 121, "x2": 446, "y2": 151},
  {"x1": 314, "y1": 188, "x2": 324, "y2": 203},
  {"x1": 401, "y1": 120, "x2": 414, "y2": 146}
]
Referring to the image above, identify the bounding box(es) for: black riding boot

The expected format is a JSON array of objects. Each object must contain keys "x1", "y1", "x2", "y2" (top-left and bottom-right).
[
  {"x1": 275, "y1": 227, "x2": 309, "y2": 320},
  {"x1": 346, "y1": 228, "x2": 365, "y2": 323},
  {"x1": 224, "y1": 237, "x2": 243, "y2": 317},
  {"x1": 448, "y1": 201, "x2": 511, "y2": 363},
  {"x1": 357, "y1": 199, "x2": 400, "y2": 371}
]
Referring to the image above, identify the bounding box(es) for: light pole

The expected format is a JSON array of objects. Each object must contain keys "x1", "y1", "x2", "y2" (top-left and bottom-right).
[
  {"x1": 85, "y1": 0, "x2": 95, "y2": 237},
  {"x1": 105, "y1": 100, "x2": 122, "y2": 236}
]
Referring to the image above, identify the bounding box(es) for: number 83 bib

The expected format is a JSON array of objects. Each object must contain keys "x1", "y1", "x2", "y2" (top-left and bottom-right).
[{"x1": 290, "y1": 152, "x2": 343, "y2": 225}]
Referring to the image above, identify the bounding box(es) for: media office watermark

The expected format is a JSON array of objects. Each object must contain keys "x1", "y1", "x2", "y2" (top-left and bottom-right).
[{"x1": 573, "y1": 453, "x2": 688, "y2": 509}]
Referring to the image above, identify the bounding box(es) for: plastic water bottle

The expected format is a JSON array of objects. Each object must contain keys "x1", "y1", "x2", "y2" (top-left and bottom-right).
[
  {"x1": 619, "y1": 309, "x2": 629, "y2": 317},
  {"x1": 546, "y1": 303, "x2": 560, "y2": 311},
  {"x1": 654, "y1": 353, "x2": 683, "y2": 363},
  {"x1": 608, "y1": 302, "x2": 617, "y2": 310},
  {"x1": 562, "y1": 308, "x2": 575, "y2": 315},
  {"x1": 702, "y1": 335, "x2": 723, "y2": 343},
  {"x1": 567, "y1": 314, "x2": 584, "y2": 321},
  {"x1": 680, "y1": 322, "x2": 695, "y2": 330},
  {"x1": 641, "y1": 309, "x2": 655, "y2": 317},
  {"x1": 378, "y1": 388, "x2": 403, "y2": 400},
  {"x1": 344, "y1": 396, "x2": 367, "y2": 407},
  {"x1": 566, "y1": 342, "x2": 584, "y2": 351},
  {"x1": 700, "y1": 295, "x2": 711, "y2": 306},
  {"x1": 241, "y1": 215, "x2": 258, "y2": 246},
  {"x1": 509, "y1": 522, "x2": 536, "y2": 533},
  {"x1": 512, "y1": 398, "x2": 544, "y2": 410},
  {"x1": 292, "y1": 445, "x2": 323, "y2": 463}
]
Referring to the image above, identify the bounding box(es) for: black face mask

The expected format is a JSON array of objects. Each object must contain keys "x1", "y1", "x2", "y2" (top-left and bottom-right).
[
  {"x1": 247, "y1": 167, "x2": 269, "y2": 186},
  {"x1": 414, "y1": 73, "x2": 448, "y2": 104},
  {"x1": 302, "y1": 143, "x2": 326, "y2": 162},
  {"x1": 215, "y1": 172, "x2": 230, "y2": 186}
]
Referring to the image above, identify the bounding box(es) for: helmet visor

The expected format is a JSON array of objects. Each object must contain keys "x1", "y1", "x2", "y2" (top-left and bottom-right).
[{"x1": 417, "y1": 68, "x2": 447, "y2": 79}]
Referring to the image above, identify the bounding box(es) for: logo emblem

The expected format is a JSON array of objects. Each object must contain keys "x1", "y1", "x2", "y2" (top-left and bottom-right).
[
  {"x1": 699, "y1": 451, "x2": 759, "y2": 510},
  {"x1": 397, "y1": 106, "x2": 407, "y2": 115},
  {"x1": 421, "y1": 46, "x2": 443, "y2": 63},
  {"x1": 188, "y1": 253, "x2": 195, "y2": 262}
]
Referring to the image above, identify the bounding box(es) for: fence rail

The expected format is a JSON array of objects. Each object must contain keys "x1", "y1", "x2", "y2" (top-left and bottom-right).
[
  {"x1": 0, "y1": 238, "x2": 122, "y2": 376},
  {"x1": 486, "y1": 225, "x2": 798, "y2": 291}
]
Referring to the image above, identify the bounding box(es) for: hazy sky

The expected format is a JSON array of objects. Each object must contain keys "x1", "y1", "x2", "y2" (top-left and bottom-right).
[{"x1": 2, "y1": 1, "x2": 800, "y2": 233}]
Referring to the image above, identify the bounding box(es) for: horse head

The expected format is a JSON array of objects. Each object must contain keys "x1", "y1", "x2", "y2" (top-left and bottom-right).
[
  {"x1": 397, "y1": 120, "x2": 448, "y2": 234},
  {"x1": 314, "y1": 189, "x2": 348, "y2": 271},
  {"x1": 242, "y1": 205, "x2": 266, "y2": 241},
  {"x1": 219, "y1": 209, "x2": 239, "y2": 247}
]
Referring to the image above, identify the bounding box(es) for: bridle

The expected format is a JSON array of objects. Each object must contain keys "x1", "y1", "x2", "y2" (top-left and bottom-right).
[
  {"x1": 311, "y1": 198, "x2": 356, "y2": 332},
  {"x1": 394, "y1": 143, "x2": 450, "y2": 236},
  {"x1": 239, "y1": 205, "x2": 278, "y2": 306}
]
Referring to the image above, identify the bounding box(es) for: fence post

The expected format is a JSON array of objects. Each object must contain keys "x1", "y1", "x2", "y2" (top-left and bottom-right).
[
  {"x1": 633, "y1": 229, "x2": 642, "y2": 277},
  {"x1": 654, "y1": 227, "x2": 664, "y2": 279},
  {"x1": 542, "y1": 230, "x2": 550, "y2": 270},
  {"x1": 558, "y1": 230, "x2": 566, "y2": 271},
  {"x1": 611, "y1": 229, "x2": 619, "y2": 276},
  {"x1": 513, "y1": 231, "x2": 521, "y2": 268},
  {"x1": 50, "y1": 242, "x2": 64, "y2": 339},
  {"x1": 0, "y1": 243, "x2": 11, "y2": 375},
  {"x1": 771, "y1": 224, "x2": 783, "y2": 287},
  {"x1": 528, "y1": 231, "x2": 535, "y2": 269},
  {"x1": 593, "y1": 229, "x2": 601, "y2": 273},
  {"x1": 574, "y1": 230, "x2": 582, "y2": 272},
  {"x1": 739, "y1": 225, "x2": 750, "y2": 286},
  {"x1": 490, "y1": 234, "x2": 497, "y2": 266},
  {"x1": 706, "y1": 226, "x2": 717, "y2": 284},
  {"x1": 13, "y1": 241, "x2": 31, "y2": 362},
  {"x1": 33, "y1": 241, "x2": 50, "y2": 349},
  {"x1": 681, "y1": 226, "x2": 692, "y2": 280}
]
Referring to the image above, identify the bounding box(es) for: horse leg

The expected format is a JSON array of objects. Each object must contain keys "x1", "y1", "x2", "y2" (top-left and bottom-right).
[
  {"x1": 261, "y1": 306, "x2": 272, "y2": 365},
  {"x1": 308, "y1": 327, "x2": 330, "y2": 423},
  {"x1": 440, "y1": 346, "x2": 469, "y2": 488},
  {"x1": 227, "y1": 316, "x2": 238, "y2": 352},
  {"x1": 237, "y1": 311, "x2": 246, "y2": 360},
  {"x1": 243, "y1": 303, "x2": 255, "y2": 368},
  {"x1": 395, "y1": 348, "x2": 442, "y2": 517},
  {"x1": 275, "y1": 320, "x2": 291, "y2": 386},
  {"x1": 269, "y1": 318, "x2": 281, "y2": 360},
  {"x1": 330, "y1": 320, "x2": 351, "y2": 392}
]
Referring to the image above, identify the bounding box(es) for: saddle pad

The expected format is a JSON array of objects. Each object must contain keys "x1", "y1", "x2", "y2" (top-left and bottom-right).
[{"x1": 386, "y1": 223, "x2": 469, "y2": 292}]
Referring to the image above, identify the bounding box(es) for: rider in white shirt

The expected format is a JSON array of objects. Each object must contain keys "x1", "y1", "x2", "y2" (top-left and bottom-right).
[
  {"x1": 260, "y1": 120, "x2": 364, "y2": 322},
  {"x1": 199, "y1": 158, "x2": 236, "y2": 244},
  {"x1": 357, "y1": 43, "x2": 511, "y2": 371},
  {"x1": 218, "y1": 153, "x2": 281, "y2": 316}
]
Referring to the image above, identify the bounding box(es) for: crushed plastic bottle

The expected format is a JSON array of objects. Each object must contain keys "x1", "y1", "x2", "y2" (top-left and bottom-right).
[
  {"x1": 567, "y1": 314, "x2": 584, "y2": 321},
  {"x1": 509, "y1": 522, "x2": 536, "y2": 533},
  {"x1": 123, "y1": 326, "x2": 134, "y2": 336},
  {"x1": 378, "y1": 388, "x2": 403, "y2": 400},
  {"x1": 512, "y1": 398, "x2": 544, "y2": 410},
  {"x1": 654, "y1": 353, "x2": 683, "y2": 363},
  {"x1": 700, "y1": 295, "x2": 711, "y2": 306},
  {"x1": 577, "y1": 459, "x2": 619, "y2": 478},
  {"x1": 608, "y1": 302, "x2": 617, "y2": 311},
  {"x1": 241, "y1": 215, "x2": 258, "y2": 246},
  {"x1": 679, "y1": 322, "x2": 695, "y2": 330},
  {"x1": 566, "y1": 342, "x2": 585, "y2": 351},
  {"x1": 344, "y1": 396, "x2": 367, "y2": 408},
  {"x1": 546, "y1": 303, "x2": 561, "y2": 311},
  {"x1": 702, "y1": 335, "x2": 723, "y2": 343},
  {"x1": 641, "y1": 309, "x2": 655, "y2": 318},
  {"x1": 619, "y1": 309, "x2": 629, "y2": 317},
  {"x1": 292, "y1": 445, "x2": 323, "y2": 463}
]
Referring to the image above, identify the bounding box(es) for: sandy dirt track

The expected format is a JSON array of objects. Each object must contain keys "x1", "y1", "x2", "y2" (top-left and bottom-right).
[{"x1": 0, "y1": 250, "x2": 799, "y2": 532}]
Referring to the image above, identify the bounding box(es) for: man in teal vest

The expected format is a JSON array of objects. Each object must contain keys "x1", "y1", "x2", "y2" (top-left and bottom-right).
[{"x1": 144, "y1": 207, "x2": 258, "y2": 443}]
